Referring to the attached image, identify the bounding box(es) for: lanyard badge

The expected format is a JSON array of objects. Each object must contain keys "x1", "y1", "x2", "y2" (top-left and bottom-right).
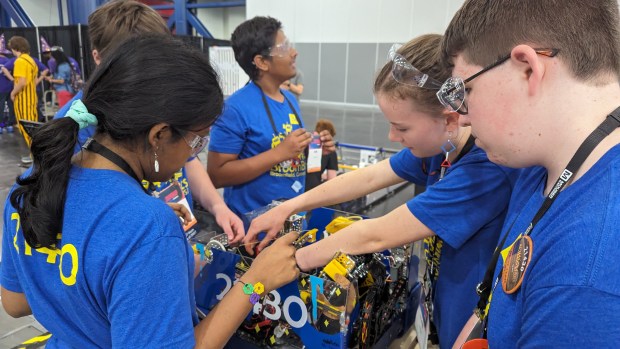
[{"x1": 501, "y1": 235, "x2": 533, "y2": 294}]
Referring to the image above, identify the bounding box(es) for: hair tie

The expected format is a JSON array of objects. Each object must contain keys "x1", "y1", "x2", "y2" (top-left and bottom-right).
[{"x1": 65, "y1": 99, "x2": 98, "y2": 129}]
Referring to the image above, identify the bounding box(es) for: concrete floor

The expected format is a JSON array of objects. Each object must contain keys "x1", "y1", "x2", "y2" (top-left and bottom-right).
[{"x1": 0, "y1": 102, "x2": 414, "y2": 347}]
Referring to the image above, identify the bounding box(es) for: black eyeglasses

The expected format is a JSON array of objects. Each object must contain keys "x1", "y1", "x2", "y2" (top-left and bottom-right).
[{"x1": 436, "y1": 48, "x2": 559, "y2": 115}]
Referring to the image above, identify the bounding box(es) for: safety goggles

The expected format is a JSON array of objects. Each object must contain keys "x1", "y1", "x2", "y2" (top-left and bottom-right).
[
  {"x1": 269, "y1": 38, "x2": 294, "y2": 58},
  {"x1": 388, "y1": 44, "x2": 442, "y2": 89},
  {"x1": 183, "y1": 131, "x2": 209, "y2": 157},
  {"x1": 436, "y1": 48, "x2": 559, "y2": 115}
]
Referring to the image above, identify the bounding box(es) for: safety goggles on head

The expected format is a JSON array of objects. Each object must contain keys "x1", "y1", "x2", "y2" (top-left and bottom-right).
[
  {"x1": 436, "y1": 48, "x2": 559, "y2": 115},
  {"x1": 183, "y1": 131, "x2": 209, "y2": 157},
  {"x1": 388, "y1": 44, "x2": 442, "y2": 89},
  {"x1": 269, "y1": 38, "x2": 294, "y2": 58}
]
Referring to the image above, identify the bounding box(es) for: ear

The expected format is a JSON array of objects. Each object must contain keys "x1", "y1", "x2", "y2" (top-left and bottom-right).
[
  {"x1": 442, "y1": 110, "x2": 461, "y2": 131},
  {"x1": 253, "y1": 54, "x2": 270, "y2": 73},
  {"x1": 511, "y1": 45, "x2": 545, "y2": 97},
  {"x1": 147, "y1": 123, "x2": 171, "y2": 150},
  {"x1": 92, "y1": 49, "x2": 101, "y2": 65}
]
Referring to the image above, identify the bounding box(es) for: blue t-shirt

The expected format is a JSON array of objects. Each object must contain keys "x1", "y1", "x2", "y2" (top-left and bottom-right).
[
  {"x1": 390, "y1": 147, "x2": 519, "y2": 348},
  {"x1": 1, "y1": 167, "x2": 198, "y2": 348},
  {"x1": 209, "y1": 82, "x2": 306, "y2": 218},
  {"x1": 53, "y1": 62, "x2": 74, "y2": 93},
  {"x1": 47, "y1": 56, "x2": 80, "y2": 75},
  {"x1": 487, "y1": 144, "x2": 620, "y2": 348},
  {"x1": 53, "y1": 91, "x2": 195, "y2": 208}
]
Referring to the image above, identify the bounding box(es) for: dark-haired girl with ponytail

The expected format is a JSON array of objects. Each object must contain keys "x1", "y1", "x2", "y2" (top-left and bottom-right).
[{"x1": 1, "y1": 34, "x2": 299, "y2": 349}]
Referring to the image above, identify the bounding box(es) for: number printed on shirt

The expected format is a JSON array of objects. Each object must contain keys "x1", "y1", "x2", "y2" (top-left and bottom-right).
[{"x1": 11, "y1": 212, "x2": 79, "y2": 286}]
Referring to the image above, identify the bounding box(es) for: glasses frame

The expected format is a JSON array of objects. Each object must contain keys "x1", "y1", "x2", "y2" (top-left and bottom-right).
[
  {"x1": 437, "y1": 48, "x2": 559, "y2": 115},
  {"x1": 182, "y1": 131, "x2": 209, "y2": 157},
  {"x1": 388, "y1": 44, "x2": 442, "y2": 89}
]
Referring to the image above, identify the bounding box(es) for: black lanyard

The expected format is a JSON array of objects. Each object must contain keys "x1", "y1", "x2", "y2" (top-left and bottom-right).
[
  {"x1": 258, "y1": 85, "x2": 303, "y2": 135},
  {"x1": 83, "y1": 138, "x2": 148, "y2": 194},
  {"x1": 475, "y1": 106, "x2": 620, "y2": 321}
]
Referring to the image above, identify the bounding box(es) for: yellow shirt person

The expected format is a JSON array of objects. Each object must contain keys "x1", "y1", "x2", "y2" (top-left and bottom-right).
[{"x1": 9, "y1": 36, "x2": 39, "y2": 148}]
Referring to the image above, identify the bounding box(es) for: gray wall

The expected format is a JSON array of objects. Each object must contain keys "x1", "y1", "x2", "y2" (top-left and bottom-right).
[{"x1": 296, "y1": 42, "x2": 396, "y2": 105}]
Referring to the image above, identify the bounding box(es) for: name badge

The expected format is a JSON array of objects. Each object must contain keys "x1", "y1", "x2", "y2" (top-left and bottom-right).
[
  {"x1": 307, "y1": 133, "x2": 322, "y2": 173},
  {"x1": 502, "y1": 235, "x2": 533, "y2": 294}
]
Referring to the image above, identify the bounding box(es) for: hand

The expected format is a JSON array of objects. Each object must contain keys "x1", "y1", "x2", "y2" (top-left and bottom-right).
[
  {"x1": 242, "y1": 232, "x2": 300, "y2": 293},
  {"x1": 280, "y1": 80, "x2": 291, "y2": 90},
  {"x1": 319, "y1": 130, "x2": 336, "y2": 155},
  {"x1": 10, "y1": 91, "x2": 15, "y2": 101},
  {"x1": 211, "y1": 203, "x2": 245, "y2": 244},
  {"x1": 167, "y1": 203, "x2": 193, "y2": 226},
  {"x1": 276, "y1": 128, "x2": 312, "y2": 160},
  {"x1": 243, "y1": 203, "x2": 291, "y2": 255}
]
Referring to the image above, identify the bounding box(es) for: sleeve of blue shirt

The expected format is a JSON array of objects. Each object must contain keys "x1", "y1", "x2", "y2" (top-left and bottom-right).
[
  {"x1": 394, "y1": 150, "x2": 514, "y2": 249},
  {"x1": 0, "y1": 190, "x2": 23, "y2": 293},
  {"x1": 108, "y1": 235, "x2": 196, "y2": 347},
  {"x1": 208, "y1": 103, "x2": 248, "y2": 154}
]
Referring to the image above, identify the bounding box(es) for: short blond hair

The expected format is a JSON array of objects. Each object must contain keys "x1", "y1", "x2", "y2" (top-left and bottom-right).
[{"x1": 88, "y1": 0, "x2": 170, "y2": 60}]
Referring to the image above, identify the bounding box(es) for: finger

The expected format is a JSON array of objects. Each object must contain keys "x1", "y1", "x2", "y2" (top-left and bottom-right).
[
  {"x1": 242, "y1": 231, "x2": 258, "y2": 255},
  {"x1": 256, "y1": 229, "x2": 283, "y2": 252},
  {"x1": 275, "y1": 231, "x2": 300, "y2": 245},
  {"x1": 220, "y1": 219, "x2": 235, "y2": 243},
  {"x1": 229, "y1": 220, "x2": 245, "y2": 244},
  {"x1": 178, "y1": 207, "x2": 193, "y2": 224},
  {"x1": 291, "y1": 128, "x2": 306, "y2": 136},
  {"x1": 256, "y1": 237, "x2": 271, "y2": 253}
]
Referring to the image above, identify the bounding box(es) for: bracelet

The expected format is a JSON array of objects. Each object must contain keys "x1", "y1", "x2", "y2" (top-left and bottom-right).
[{"x1": 238, "y1": 278, "x2": 265, "y2": 304}]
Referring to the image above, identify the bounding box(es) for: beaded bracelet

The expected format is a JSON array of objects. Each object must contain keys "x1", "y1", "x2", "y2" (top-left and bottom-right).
[{"x1": 239, "y1": 278, "x2": 265, "y2": 304}]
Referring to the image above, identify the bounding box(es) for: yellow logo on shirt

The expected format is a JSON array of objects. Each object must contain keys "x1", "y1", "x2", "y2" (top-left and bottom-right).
[{"x1": 289, "y1": 114, "x2": 298, "y2": 125}]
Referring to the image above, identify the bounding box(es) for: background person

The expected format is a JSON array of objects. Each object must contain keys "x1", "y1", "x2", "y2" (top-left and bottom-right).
[
  {"x1": 0, "y1": 34, "x2": 15, "y2": 133},
  {"x1": 281, "y1": 68, "x2": 304, "y2": 103},
  {"x1": 8, "y1": 36, "x2": 38, "y2": 165},
  {"x1": 45, "y1": 48, "x2": 76, "y2": 107},
  {"x1": 305, "y1": 118, "x2": 338, "y2": 191},
  {"x1": 207, "y1": 16, "x2": 334, "y2": 222}
]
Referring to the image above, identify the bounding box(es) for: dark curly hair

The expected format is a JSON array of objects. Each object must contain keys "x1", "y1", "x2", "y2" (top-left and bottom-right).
[{"x1": 231, "y1": 16, "x2": 282, "y2": 81}]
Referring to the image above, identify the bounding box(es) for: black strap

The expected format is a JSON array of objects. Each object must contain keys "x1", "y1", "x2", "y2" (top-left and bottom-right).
[
  {"x1": 258, "y1": 84, "x2": 303, "y2": 135},
  {"x1": 475, "y1": 106, "x2": 620, "y2": 318},
  {"x1": 82, "y1": 138, "x2": 147, "y2": 193},
  {"x1": 453, "y1": 135, "x2": 475, "y2": 164}
]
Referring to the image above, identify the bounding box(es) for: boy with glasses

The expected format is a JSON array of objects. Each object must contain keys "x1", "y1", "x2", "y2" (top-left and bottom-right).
[{"x1": 440, "y1": 0, "x2": 620, "y2": 347}]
